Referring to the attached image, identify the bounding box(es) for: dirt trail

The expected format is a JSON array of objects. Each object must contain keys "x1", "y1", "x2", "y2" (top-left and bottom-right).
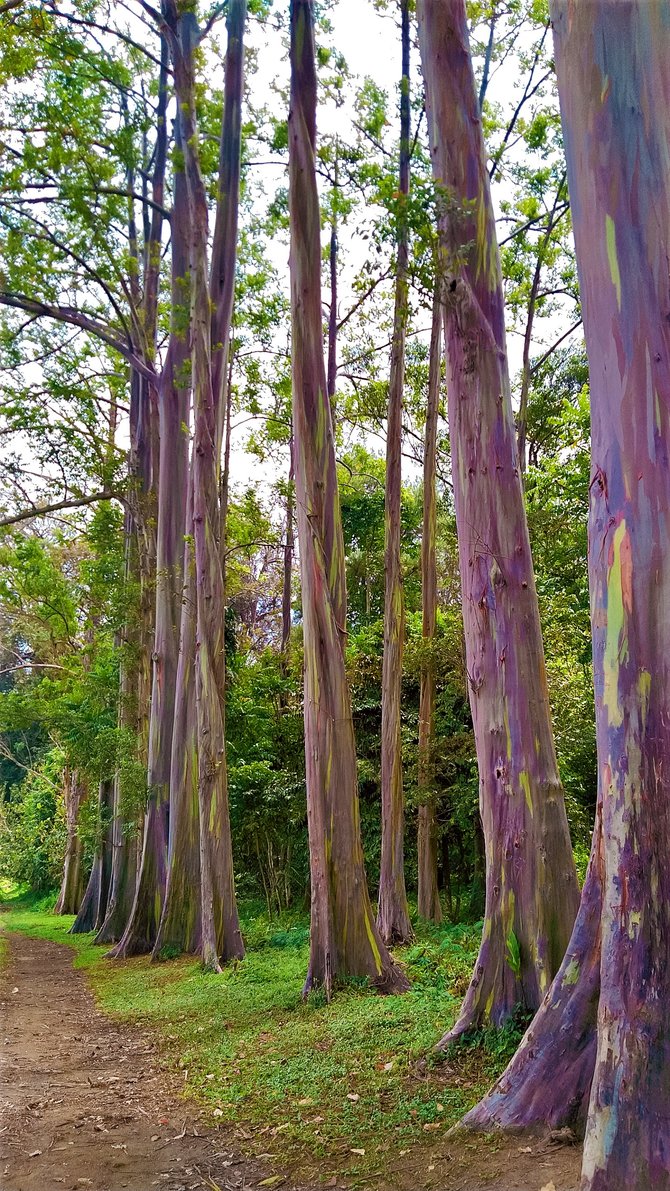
[
  {"x1": 0, "y1": 930, "x2": 294, "y2": 1191},
  {"x1": 0, "y1": 929, "x2": 581, "y2": 1191}
]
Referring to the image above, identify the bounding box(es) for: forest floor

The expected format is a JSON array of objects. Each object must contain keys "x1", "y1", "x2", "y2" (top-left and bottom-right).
[{"x1": 0, "y1": 895, "x2": 581, "y2": 1191}]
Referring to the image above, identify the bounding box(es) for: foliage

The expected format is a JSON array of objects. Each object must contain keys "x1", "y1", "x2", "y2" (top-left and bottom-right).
[{"x1": 0, "y1": 746, "x2": 67, "y2": 890}]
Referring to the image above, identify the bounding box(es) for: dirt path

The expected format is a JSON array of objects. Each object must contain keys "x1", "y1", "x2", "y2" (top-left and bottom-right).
[
  {"x1": 0, "y1": 930, "x2": 296, "y2": 1191},
  {"x1": 0, "y1": 930, "x2": 581, "y2": 1191}
]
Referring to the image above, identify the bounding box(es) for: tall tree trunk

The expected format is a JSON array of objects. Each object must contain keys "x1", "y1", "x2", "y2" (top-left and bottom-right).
[
  {"x1": 281, "y1": 438, "x2": 295, "y2": 657},
  {"x1": 54, "y1": 768, "x2": 86, "y2": 916},
  {"x1": 417, "y1": 287, "x2": 442, "y2": 923},
  {"x1": 70, "y1": 779, "x2": 114, "y2": 934},
  {"x1": 149, "y1": 120, "x2": 198, "y2": 961},
  {"x1": 417, "y1": 0, "x2": 579, "y2": 1040},
  {"x1": 327, "y1": 149, "x2": 338, "y2": 415},
  {"x1": 153, "y1": 484, "x2": 202, "y2": 958},
  {"x1": 289, "y1": 0, "x2": 409, "y2": 998},
  {"x1": 164, "y1": 0, "x2": 245, "y2": 970},
  {"x1": 95, "y1": 499, "x2": 143, "y2": 946},
  {"x1": 377, "y1": 0, "x2": 413, "y2": 947},
  {"x1": 105, "y1": 48, "x2": 168, "y2": 952},
  {"x1": 466, "y1": 6, "x2": 670, "y2": 1189}
]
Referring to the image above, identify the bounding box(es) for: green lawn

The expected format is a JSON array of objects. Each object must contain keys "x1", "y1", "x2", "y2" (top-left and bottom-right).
[{"x1": 0, "y1": 891, "x2": 518, "y2": 1184}]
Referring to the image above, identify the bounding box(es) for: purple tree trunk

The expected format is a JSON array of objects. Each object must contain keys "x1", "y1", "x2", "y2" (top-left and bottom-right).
[
  {"x1": 417, "y1": 288, "x2": 443, "y2": 923},
  {"x1": 417, "y1": 0, "x2": 579, "y2": 1039},
  {"x1": 70, "y1": 779, "x2": 114, "y2": 934},
  {"x1": 377, "y1": 0, "x2": 413, "y2": 948},
  {"x1": 153, "y1": 477, "x2": 202, "y2": 958},
  {"x1": 54, "y1": 769, "x2": 86, "y2": 916},
  {"x1": 164, "y1": 0, "x2": 245, "y2": 970},
  {"x1": 104, "y1": 51, "x2": 169, "y2": 952},
  {"x1": 466, "y1": 5, "x2": 670, "y2": 1188},
  {"x1": 289, "y1": 0, "x2": 409, "y2": 998}
]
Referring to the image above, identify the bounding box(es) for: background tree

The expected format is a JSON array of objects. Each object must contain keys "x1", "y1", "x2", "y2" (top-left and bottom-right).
[
  {"x1": 288, "y1": 0, "x2": 408, "y2": 998},
  {"x1": 418, "y1": 0, "x2": 579, "y2": 1039}
]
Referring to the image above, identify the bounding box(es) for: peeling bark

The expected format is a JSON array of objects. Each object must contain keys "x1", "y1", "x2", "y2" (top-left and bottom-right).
[
  {"x1": 289, "y1": 0, "x2": 409, "y2": 998},
  {"x1": 417, "y1": 0, "x2": 579, "y2": 1039}
]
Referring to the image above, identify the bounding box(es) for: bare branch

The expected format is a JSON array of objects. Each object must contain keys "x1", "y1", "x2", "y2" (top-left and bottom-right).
[{"x1": 0, "y1": 490, "x2": 117, "y2": 530}]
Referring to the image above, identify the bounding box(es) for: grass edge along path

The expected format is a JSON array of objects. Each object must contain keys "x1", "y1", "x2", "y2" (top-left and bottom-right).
[{"x1": 0, "y1": 891, "x2": 522, "y2": 1186}]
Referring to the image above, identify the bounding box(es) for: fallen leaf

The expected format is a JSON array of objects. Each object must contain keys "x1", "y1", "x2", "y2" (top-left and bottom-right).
[
  {"x1": 298, "y1": 1097, "x2": 312, "y2": 1106},
  {"x1": 540, "y1": 1184, "x2": 556, "y2": 1191},
  {"x1": 423, "y1": 1123, "x2": 441, "y2": 1132},
  {"x1": 350, "y1": 1148, "x2": 365, "y2": 1156},
  {"x1": 28, "y1": 1150, "x2": 42, "y2": 1158},
  {"x1": 257, "y1": 1177, "x2": 285, "y2": 1187},
  {"x1": 347, "y1": 1093, "x2": 360, "y2": 1102}
]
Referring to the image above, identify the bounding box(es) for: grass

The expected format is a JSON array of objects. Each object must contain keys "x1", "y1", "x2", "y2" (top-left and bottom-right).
[{"x1": 0, "y1": 887, "x2": 520, "y2": 1184}]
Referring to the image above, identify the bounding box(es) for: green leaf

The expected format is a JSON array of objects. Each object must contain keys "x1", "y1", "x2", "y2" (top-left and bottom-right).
[{"x1": 506, "y1": 930, "x2": 521, "y2": 978}]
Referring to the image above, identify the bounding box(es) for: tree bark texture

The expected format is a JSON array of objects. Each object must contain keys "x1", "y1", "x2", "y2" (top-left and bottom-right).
[
  {"x1": 417, "y1": 0, "x2": 579, "y2": 1040},
  {"x1": 377, "y1": 0, "x2": 413, "y2": 948},
  {"x1": 281, "y1": 439, "x2": 295, "y2": 657},
  {"x1": 70, "y1": 779, "x2": 114, "y2": 934},
  {"x1": 95, "y1": 509, "x2": 143, "y2": 946},
  {"x1": 153, "y1": 477, "x2": 202, "y2": 957},
  {"x1": 467, "y1": 6, "x2": 670, "y2": 1189},
  {"x1": 165, "y1": 0, "x2": 245, "y2": 969},
  {"x1": 289, "y1": 0, "x2": 409, "y2": 998},
  {"x1": 54, "y1": 769, "x2": 86, "y2": 916},
  {"x1": 417, "y1": 288, "x2": 443, "y2": 924},
  {"x1": 106, "y1": 56, "x2": 169, "y2": 951}
]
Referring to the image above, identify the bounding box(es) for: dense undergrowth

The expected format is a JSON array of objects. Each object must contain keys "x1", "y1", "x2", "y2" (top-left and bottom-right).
[{"x1": 0, "y1": 885, "x2": 523, "y2": 1183}]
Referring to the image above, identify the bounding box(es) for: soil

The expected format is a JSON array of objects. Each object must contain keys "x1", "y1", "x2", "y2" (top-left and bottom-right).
[{"x1": 0, "y1": 930, "x2": 582, "y2": 1191}]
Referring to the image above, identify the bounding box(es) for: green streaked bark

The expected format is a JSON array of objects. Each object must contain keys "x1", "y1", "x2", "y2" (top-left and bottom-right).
[
  {"x1": 378, "y1": 0, "x2": 413, "y2": 948},
  {"x1": 289, "y1": 0, "x2": 409, "y2": 998},
  {"x1": 417, "y1": 286, "x2": 443, "y2": 924}
]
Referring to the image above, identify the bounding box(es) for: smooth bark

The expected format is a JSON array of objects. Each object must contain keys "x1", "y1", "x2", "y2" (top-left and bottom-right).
[
  {"x1": 467, "y1": 6, "x2": 670, "y2": 1188},
  {"x1": 417, "y1": 288, "x2": 443, "y2": 923},
  {"x1": 70, "y1": 779, "x2": 114, "y2": 934},
  {"x1": 54, "y1": 769, "x2": 86, "y2": 916},
  {"x1": 164, "y1": 0, "x2": 245, "y2": 969},
  {"x1": 417, "y1": 0, "x2": 579, "y2": 1039},
  {"x1": 378, "y1": 0, "x2": 413, "y2": 947},
  {"x1": 289, "y1": 0, "x2": 409, "y2": 998}
]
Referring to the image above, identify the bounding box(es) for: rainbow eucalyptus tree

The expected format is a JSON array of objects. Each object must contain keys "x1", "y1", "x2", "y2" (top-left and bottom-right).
[
  {"x1": 417, "y1": 288, "x2": 442, "y2": 923},
  {"x1": 377, "y1": 0, "x2": 413, "y2": 947},
  {"x1": 417, "y1": 0, "x2": 579, "y2": 1039},
  {"x1": 105, "y1": 41, "x2": 175, "y2": 956},
  {"x1": 71, "y1": 779, "x2": 114, "y2": 934},
  {"x1": 156, "y1": 0, "x2": 247, "y2": 961},
  {"x1": 289, "y1": 0, "x2": 409, "y2": 997},
  {"x1": 162, "y1": 0, "x2": 245, "y2": 970},
  {"x1": 54, "y1": 769, "x2": 86, "y2": 915},
  {"x1": 464, "y1": 4, "x2": 670, "y2": 1188}
]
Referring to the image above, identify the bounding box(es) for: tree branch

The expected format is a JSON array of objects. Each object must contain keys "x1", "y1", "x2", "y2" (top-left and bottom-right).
[
  {"x1": 0, "y1": 292, "x2": 155, "y2": 380},
  {"x1": 0, "y1": 490, "x2": 117, "y2": 530}
]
